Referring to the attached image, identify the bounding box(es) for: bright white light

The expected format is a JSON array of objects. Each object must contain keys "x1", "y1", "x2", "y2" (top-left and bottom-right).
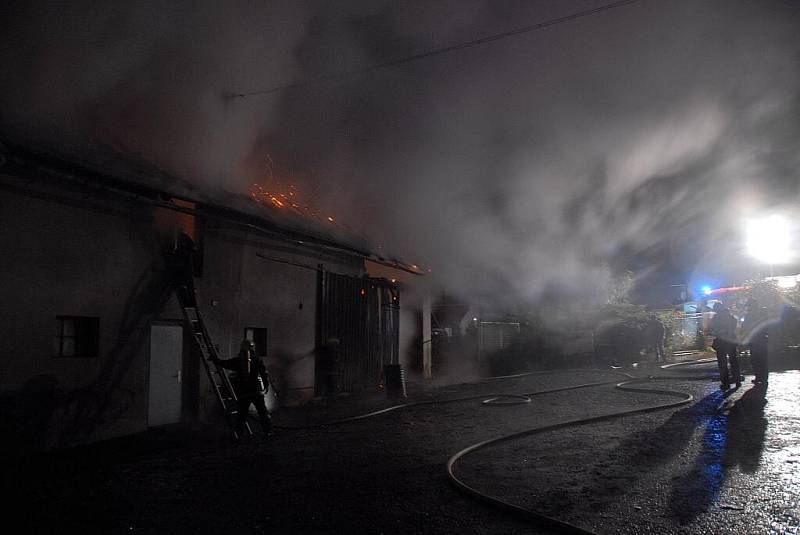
[
  {"x1": 702, "y1": 286, "x2": 712, "y2": 295},
  {"x1": 745, "y1": 215, "x2": 793, "y2": 265},
  {"x1": 775, "y1": 275, "x2": 798, "y2": 289}
]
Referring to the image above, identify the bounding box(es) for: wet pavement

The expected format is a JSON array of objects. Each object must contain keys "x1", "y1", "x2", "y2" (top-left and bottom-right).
[
  {"x1": 4, "y1": 359, "x2": 799, "y2": 534},
  {"x1": 704, "y1": 370, "x2": 800, "y2": 534},
  {"x1": 456, "y1": 367, "x2": 800, "y2": 534}
]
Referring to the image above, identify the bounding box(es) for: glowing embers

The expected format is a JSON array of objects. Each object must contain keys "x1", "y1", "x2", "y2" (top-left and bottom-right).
[{"x1": 251, "y1": 182, "x2": 339, "y2": 227}]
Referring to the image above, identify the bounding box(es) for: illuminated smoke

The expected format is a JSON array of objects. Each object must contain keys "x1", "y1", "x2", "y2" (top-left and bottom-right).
[
  {"x1": 2, "y1": 0, "x2": 800, "y2": 307},
  {"x1": 259, "y1": 0, "x2": 800, "y2": 305}
]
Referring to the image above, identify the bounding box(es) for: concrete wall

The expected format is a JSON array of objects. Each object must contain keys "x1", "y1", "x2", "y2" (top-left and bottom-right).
[
  {"x1": 197, "y1": 224, "x2": 363, "y2": 408},
  {"x1": 0, "y1": 180, "x2": 166, "y2": 448},
  {"x1": 0, "y1": 170, "x2": 365, "y2": 450}
]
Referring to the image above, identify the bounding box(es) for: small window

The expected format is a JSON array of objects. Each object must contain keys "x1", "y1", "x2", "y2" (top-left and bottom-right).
[
  {"x1": 55, "y1": 316, "x2": 100, "y2": 358},
  {"x1": 244, "y1": 327, "x2": 268, "y2": 357}
]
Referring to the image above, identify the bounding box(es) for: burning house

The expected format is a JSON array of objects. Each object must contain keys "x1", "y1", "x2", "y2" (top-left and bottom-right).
[{"x1": 0, "y1": 136, "x2": 424, "y2": 452}]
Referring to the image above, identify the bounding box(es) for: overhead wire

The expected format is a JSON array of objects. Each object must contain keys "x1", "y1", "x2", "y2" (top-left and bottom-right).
[{"x1": 230, "y1": 0, "x2": 641, "y2": 99}]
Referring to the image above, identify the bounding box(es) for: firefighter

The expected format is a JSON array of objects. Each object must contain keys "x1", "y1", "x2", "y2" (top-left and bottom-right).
[
  {"x1": 646, "y1": 316, "x2": 666, "y2": 362},
  {"x1": 741, "y1": 299, "x2": 770, "y2": 387},
  {"x1": 169, "y1": 232, "x2": 197, "y2": 307},
  {"x1": 708, "y1": 302, "x2": 741, "y2": 390},
  {"x1": 213, "y1": 339, "x2": 272, "y2": 437}
]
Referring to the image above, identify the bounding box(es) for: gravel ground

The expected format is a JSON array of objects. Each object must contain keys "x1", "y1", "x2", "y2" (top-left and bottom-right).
[{"x1": 5, "y1": 358, "x2": 799, "y2": 535}]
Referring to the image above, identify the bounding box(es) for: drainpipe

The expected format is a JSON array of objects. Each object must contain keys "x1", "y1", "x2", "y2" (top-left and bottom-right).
[{"x1": 422, "y1": 291, "x2": 432, "y2": 379}]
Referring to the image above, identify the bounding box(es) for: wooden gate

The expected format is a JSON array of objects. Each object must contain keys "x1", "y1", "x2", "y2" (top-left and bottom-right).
[{"x1": 316, "y1": 269, "x2": 400, "y2": 394}]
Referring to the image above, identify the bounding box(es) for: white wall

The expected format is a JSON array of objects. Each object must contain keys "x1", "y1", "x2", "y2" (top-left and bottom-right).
[
  {"x1": 0, "y1": 186, "x2": 157, "y2": 392},
  {"x1": 0, "y1": 182, "x2": 167, "y2": 447},
  {"x1": 197, "y1": 227, "x2": 362, "y2": 405},
  {"x1": 0, "y1": 169, "x2": 371, "y2": 446}
]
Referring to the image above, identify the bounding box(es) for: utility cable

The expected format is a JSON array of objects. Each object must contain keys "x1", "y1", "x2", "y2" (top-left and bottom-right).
[{"x1": 231, "y1": 0, "x2": 640, "y2": 99}]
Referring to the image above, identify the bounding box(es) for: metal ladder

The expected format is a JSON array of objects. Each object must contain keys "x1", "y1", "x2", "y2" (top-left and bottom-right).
[{"x1": 180, "y1": 303, "x2": 253, "y2": 438}]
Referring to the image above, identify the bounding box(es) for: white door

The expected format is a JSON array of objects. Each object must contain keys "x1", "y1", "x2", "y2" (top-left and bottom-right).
[{"x1": 148, "y1": 324, "x2": 183, "y2": 427}]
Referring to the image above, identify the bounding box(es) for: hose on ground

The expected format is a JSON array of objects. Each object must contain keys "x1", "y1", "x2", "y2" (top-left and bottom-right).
[
  {"x1": 273, "y1": 360, "x2": 720, "y2": 533},
  {"x1": 445, "y1": 362, "x2": 717, "y2": 534},
  {"x1": 277, "y1": 360, "x2": 712, "y2": 429},
  {"x1": 274, "y1": 370, "x2": 634, "y2": 429}
]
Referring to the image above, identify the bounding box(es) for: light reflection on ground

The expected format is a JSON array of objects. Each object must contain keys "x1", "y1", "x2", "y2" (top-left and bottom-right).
[{"x1": 690, "y1": 370, "x2": 800, "y2": 534}]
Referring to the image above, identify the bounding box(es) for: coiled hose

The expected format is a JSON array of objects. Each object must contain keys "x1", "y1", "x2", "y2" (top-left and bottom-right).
[
  {"x1": 275, "y1": 360, "x2": 720, "y2": 534},
  {"x1": 445, "y1": 359, "x2": 718, "y2": 534}
]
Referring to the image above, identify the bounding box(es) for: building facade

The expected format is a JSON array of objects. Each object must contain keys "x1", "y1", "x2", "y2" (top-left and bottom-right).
[{"x1": 0, "y1": 141, "x2": 414, "y2": 451}]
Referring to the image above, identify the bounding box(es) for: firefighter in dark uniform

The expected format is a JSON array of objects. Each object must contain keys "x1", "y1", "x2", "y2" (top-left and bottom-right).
[
  {"x1": 709, "y1": 302, "x2": 741, "y2": 390},
  {"x1": 646, "y1": 316, "x2": 666, "y2": 362},
  {"x1": 168, "y1": 232, "x2": 197, "y2": 307},
  {"x1": 213, "y1": 339, "x2": 272, "y2": 437},
  {"x1": 741, "y1": 299, "x2": 770, "y2": 387}
]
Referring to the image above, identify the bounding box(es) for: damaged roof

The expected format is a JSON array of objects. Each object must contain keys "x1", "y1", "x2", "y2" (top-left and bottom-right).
[{"x1": 0, "y1": 127, "x2": 422, "y2": 275}]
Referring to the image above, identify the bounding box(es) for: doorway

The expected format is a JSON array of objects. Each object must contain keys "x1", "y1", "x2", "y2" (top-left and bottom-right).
[
  {"x1": 148, "y1": 323, "x2": 183, "y2": 427},
  {"x1": 316, "y1": 270, "x2": 400, "y2": 394}
]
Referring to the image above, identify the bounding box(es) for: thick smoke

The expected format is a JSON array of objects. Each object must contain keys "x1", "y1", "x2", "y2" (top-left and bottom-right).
[
  {"x1": 2, "y1": 0, "x2": 800, "y2": 306},
  {"x1": 263, "y1": 0, "x2": 800, "y2": 306},
  {"x1": 0, "y1": 0, "x2": 307, "y2": 186}
]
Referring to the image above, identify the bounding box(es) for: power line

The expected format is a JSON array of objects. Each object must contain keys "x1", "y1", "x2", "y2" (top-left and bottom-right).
[{"x1": 230, "y1": 0, "x2": 640, "y2": 99}]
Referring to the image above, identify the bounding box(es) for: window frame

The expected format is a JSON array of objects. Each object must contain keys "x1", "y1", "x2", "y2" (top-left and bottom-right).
[{"x1": 55, "y1": 315, "x2": 100, "y2": 358}]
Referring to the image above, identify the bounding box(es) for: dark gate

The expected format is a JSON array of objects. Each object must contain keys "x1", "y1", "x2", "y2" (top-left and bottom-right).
[{"x1": 316, "y1": 269, "x2": 400, "y2": 394}]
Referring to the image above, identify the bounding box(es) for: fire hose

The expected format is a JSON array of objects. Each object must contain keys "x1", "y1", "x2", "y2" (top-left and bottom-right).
[
  {"x1": 274, "y1": 375, "x2": 633, "y2": 428},
  {"x1": 445, "y1": 359, "x2": 719, "y2": 534},
  {"x1": 275, "y1": 359, "x2": 721, "y2": 534}
]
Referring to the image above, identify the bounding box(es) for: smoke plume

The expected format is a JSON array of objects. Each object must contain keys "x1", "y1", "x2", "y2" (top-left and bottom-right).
[{"x1": 2, "y1": 0, "x2": 799, "y2": 306}]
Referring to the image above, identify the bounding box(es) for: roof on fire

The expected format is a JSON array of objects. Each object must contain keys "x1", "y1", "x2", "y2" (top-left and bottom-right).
[{"x1": 0, "y1": 127, "x2": 422, "y2": 275}]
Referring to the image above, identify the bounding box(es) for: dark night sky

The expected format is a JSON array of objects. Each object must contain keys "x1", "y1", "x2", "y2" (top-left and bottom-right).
[{"x1": 2, "y1": 0, "x2": 800, "y2": 306}]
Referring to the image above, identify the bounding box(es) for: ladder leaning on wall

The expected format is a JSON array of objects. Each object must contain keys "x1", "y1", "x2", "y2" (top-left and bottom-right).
[
  {"x1": 177, "y1": 296, "x2": 253, "y2": 438},
  {"x1": 166, "y1": 234, "x2": 252, "y2": 438}
]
